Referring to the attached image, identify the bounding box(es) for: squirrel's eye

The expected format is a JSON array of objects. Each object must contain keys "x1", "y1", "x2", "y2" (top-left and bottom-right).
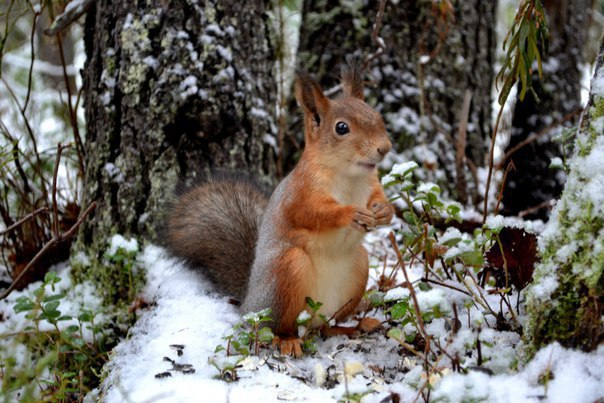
[{"x1": 335, "y1": 121, "x2": 350, "y2": 135}]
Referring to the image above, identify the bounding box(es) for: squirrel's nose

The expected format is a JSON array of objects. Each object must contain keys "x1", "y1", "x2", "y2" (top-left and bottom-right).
[{"x1": 377, "y1": 138, "x2": 392, "y2": 157}]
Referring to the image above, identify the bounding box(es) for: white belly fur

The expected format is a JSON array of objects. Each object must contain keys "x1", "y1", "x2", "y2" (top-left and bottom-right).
[
  {"x1": 308, "y1": 239, "x2": 363, "y2": 326},
  {"x1": 306, "y1": 175, "x2": 372, "y2": 326}
]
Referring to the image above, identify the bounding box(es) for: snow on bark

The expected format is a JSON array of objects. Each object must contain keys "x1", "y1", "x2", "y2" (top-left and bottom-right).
[{"x1": 525, "y1": 38, "x2": 604, "y2": 354}]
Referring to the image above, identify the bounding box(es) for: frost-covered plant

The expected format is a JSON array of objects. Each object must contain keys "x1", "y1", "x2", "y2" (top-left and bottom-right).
[
  {"x1": 73, "y1": 235, "x2": 145, "y2": 309},
  {"x1": 210, "y1": 308, "x2": 275, "y2": 381},
  {"x1": 1, "y1": 1, "x2": 86, "y2": 289},
  {"x1": 379, "y1": 160, "x2": 525, "y2": 391},
  {"x1": 295, "y1": 297, "x2": 329, "y2": 353},
  {"x1": 216, "y1": 308, "x2": 274, "y2": 357},
  {"x1": 2, "y1": 272, "x2": 107, "y2": 400}
]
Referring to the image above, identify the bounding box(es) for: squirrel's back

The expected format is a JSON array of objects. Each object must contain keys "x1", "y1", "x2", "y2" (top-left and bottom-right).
[{"x1": 164, "y1": 173, "x2": 270, "y2": 301}]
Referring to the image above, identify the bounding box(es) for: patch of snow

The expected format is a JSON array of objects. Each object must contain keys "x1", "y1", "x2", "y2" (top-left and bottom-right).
[
  {"x1": 529, "y1": 273, "x2": 559, "y2": 301},
  {"x1": 440, "y1": 227, "x2": 462, "y2": 244},
  {"x1": 391, "y1": 161, "x2": 418, "y2": 177},
  {"x1": 107, "y1": 234, "x2": 139, "y2": 256},
  {"x1": 485, "y1": 215, "x2": 505, "y2": 231},
  {"x1": 384, "y1": 287, "x2": 410, "y2": 302}
]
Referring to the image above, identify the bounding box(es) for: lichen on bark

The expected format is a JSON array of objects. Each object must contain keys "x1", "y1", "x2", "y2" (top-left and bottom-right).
[
  {"x1": 524, "y1": 38, "x2": 604, "y2": 354},
  {"x1": 75, "y1": 0, "x2": 278, "y2": 271}
]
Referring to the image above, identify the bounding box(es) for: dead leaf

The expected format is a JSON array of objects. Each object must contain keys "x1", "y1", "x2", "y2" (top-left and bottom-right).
[{"x1": 483, "y1": 227, "x2": 538, "y2": 291}]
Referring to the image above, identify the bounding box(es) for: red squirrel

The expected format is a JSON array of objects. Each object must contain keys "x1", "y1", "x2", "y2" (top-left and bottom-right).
[{"x1": 166, "y1": 62, "x2": 393, "y2": 356}]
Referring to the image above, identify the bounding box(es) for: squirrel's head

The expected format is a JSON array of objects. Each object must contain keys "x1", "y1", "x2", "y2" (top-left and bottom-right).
[{"x1": 295, "y1": 61, "x2": 392, "y2": 177}]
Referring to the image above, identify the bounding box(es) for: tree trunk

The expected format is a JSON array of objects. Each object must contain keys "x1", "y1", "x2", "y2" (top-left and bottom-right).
[
  {"x1": 77, "y1": 0, "x2": 277, "y2": 260},
  {"x1": 294, "y1": 0, "x2": 496, "y2": 204},
  {"x1": 502, "y1": 0, "x2": 589, "y2": 220},
  {"x1": 524, "y1": 37, "x2": 604, "y2": 354}
]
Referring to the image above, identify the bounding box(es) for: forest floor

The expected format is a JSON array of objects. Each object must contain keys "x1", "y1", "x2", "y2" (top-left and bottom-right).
[{"x1": 3, "y1": 222, "x2": 602, "y2": 402}]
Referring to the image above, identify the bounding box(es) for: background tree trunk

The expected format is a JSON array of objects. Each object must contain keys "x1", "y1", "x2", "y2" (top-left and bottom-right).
[
  {"x1": 524, "y1": 37, "x2": 604, "y2": 354},
  {"x1": 77, "y1": 0, "x2": 277, "y2": 260},
  {"x1": 502, "y1": 0, "x2": 589, "y2": 220},
  {"x1": 294, "y1": 0, "x2": 497, "y2": 204}
]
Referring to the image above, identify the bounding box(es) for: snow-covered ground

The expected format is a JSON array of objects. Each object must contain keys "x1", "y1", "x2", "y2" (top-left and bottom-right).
[
  {"x1": 98, "y1": 244, "x2": 604, "y2": 402},
  {"x1": 1, "y1": 230, "x2": 603, "y2": 402}
]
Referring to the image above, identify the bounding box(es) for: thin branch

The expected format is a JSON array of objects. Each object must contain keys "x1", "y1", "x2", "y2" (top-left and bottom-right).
[
  {"x1": 364, "y1": 0, "x2": 388, "y2": 67},
  {"x1": 420, "y1": 277, "x2": 471, "y2": 297},
  {"x1": 22, "y1": 8, "x2": 39, "y2": 113},
  {"x1": 44, "y1": 0, "x2": 95, "y2": 36},
  {"x1": 56, "y1": 33, "x2": 85, "y2": 176},
  {"x1": 482, "y1": 105, "x2": 505, "y2": 223},
  {"x1": 496, "y1": 108, "x2": 582, "y2": 169},
  {"x1": 0, "y1": 201, "x2": 96, "y2": 301},
  {"x1": 455, "y1": 90, "x2": 472, "y2": 205},
  {"x1": 0, "y1": 78, "x2": 48, "y2": 202},
  {"x1": 494, "y1": 161, "x2": 515, "y2": 215},
  {"x1": 51, "y1": 143, "x2": 69, "y2": 237},
  {"x1": 388, "y1": 232, "x2": 430, "y2": 353},
  {"x1": 0, "y1": 207, "x2": 47, "y2": 236}
]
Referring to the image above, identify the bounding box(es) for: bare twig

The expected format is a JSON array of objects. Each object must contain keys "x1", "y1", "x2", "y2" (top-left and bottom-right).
[
  {"x1": 482, "y1": 105, "x2": 505, "y2": 223},
  {"x1": 494, "y1": 161, "x2": 515, "y2": 215},
  {"x1": 44, "y1": 0, "x2": 95, "y2": 36},
  {"x1": 496, "y1": 108, "x2": 582, "y2": 169},
  {"x1": 519, "y1": 199, "x2": 554, "y2": 217},
  {"x1": 0, "y1": 207, "x2": 47, "y2": 236},
  {"x1": 364, "y1": 0, "x2": 388, "y2": 67},
  {"x1": 56, "y1": 34, "x2": 85, "y2": 176},
  {"x1": 51, "y1": 143, "x2": 70, "y2": 237},
  {"x1": 388, "y1": 232, "x2": 430, "y2": 353},
  {"x1": 0, "y1": 201, "x2": 96, "y2": 301},
  {"x1": 0, "y1": 78, "x2": 46, "y2": 197},
  {"x1": 455, "y1": 90, "x2": 472, "y2": 205},
  {"x1": 22, "y1": 8, "x2": 39, "y2": 113},
  {"x1": 420, "y1": 277, "x2": 471, "y2": 297}
]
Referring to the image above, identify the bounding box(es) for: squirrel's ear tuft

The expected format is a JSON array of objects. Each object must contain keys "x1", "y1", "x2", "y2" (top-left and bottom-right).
[
  {"x1": 341, "y1": 57, "x2": 365, "y2": 100},
  {"x1": 295, "y1": 70, "x2": 329, "y2": 126}
]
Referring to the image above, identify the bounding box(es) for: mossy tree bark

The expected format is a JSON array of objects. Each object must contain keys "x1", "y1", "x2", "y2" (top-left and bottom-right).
[
  {"x1": 502, "y1": 0, "x2": 590, "y2": 220},
  {"x1": 294, "y1": 0, "x2": 496, "y2": 204},
  {"x1": 77, "y1": 0, "x2": 277, "y2": 261},
  {"x1": 525, "y1": 38, "x2": 604, "y2": 354}
]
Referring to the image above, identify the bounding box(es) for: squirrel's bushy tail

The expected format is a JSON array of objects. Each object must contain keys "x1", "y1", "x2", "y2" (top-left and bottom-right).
[{"x1": 164, "y1": 172, "x2": 270, "y2": 301}]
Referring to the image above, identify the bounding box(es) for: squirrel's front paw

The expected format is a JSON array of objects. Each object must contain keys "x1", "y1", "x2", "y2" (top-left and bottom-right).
[
  {"x1": 371, "y1": 202, "x2": 394, "y2": 227},
  {"x1": 350, "y1": 207, "x2": 375, "y2": 232}
]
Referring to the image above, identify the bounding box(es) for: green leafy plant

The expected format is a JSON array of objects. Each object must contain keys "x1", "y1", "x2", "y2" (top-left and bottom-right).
[
  {"x1": 496, "y1": 0, "x2": 549, "y2": 104},
  {"x1": 102, "y1": 242, "x2": 143, "y2": 305},
  {"x1": 2, "y1": 272, "x2": 108, "y2": 401},
  {"x1": 295, "y1": 297, "x2": 329, "y2": 353},
  {"x1": 217, "y1": 308, "x2": 274, "y2": 358},
  {"x1": 209, "y1": 308, "x2": 275, "y2": 381}
]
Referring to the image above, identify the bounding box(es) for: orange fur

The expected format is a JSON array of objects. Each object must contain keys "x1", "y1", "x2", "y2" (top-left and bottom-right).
[{"x1": 242, "y1": 65, "x2": 394, "y2": 345}]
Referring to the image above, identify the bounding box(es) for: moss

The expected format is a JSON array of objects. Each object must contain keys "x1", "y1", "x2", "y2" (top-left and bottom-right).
[{"x1": 525, "y1": 55, "x2": 604, "y2": 356}]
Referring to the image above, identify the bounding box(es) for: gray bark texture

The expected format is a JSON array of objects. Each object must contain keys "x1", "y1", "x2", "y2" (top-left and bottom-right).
[
  {"x1": 502, "y1": 0, "x2": 589, "y2": 220},
  {"x1": 294, "y1": 0, "x2": 496, "y2": 203},
  {"x1": 77, "y1": 0, "x2": 277, "y2": 258}
]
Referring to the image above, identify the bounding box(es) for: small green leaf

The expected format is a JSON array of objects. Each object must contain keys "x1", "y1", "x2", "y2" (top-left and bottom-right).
[
  {"x1": 390, "y1": 300, "x2": 409, "y2": 320},
  {"x1": 387, "y1": 327, "x2": 403, "y2": 341},
  {"x1": 418, "y1": 282, "x2": 431, "y2": 292},
  {"x1": 44, "y1": 292, "x2": 66, "y2": 302},
  {"x1": 460, "y1": 250, "x2": 485, "y2": 267},
  {"x1": 78, "y1": 312, "x2": 92, "y2": 322},
  {"x1": 44, "y1": 272, "x2": 59, "y2": 284},
  {"x1": 14, "y1": 300, "x2": 35, "y2": 313},
  {"x1": 258, "y1": 327, "x2": 274, "y2": 343},
  {"x1": 44, "y1": 300, "x2": 61, "y2": 312}
]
